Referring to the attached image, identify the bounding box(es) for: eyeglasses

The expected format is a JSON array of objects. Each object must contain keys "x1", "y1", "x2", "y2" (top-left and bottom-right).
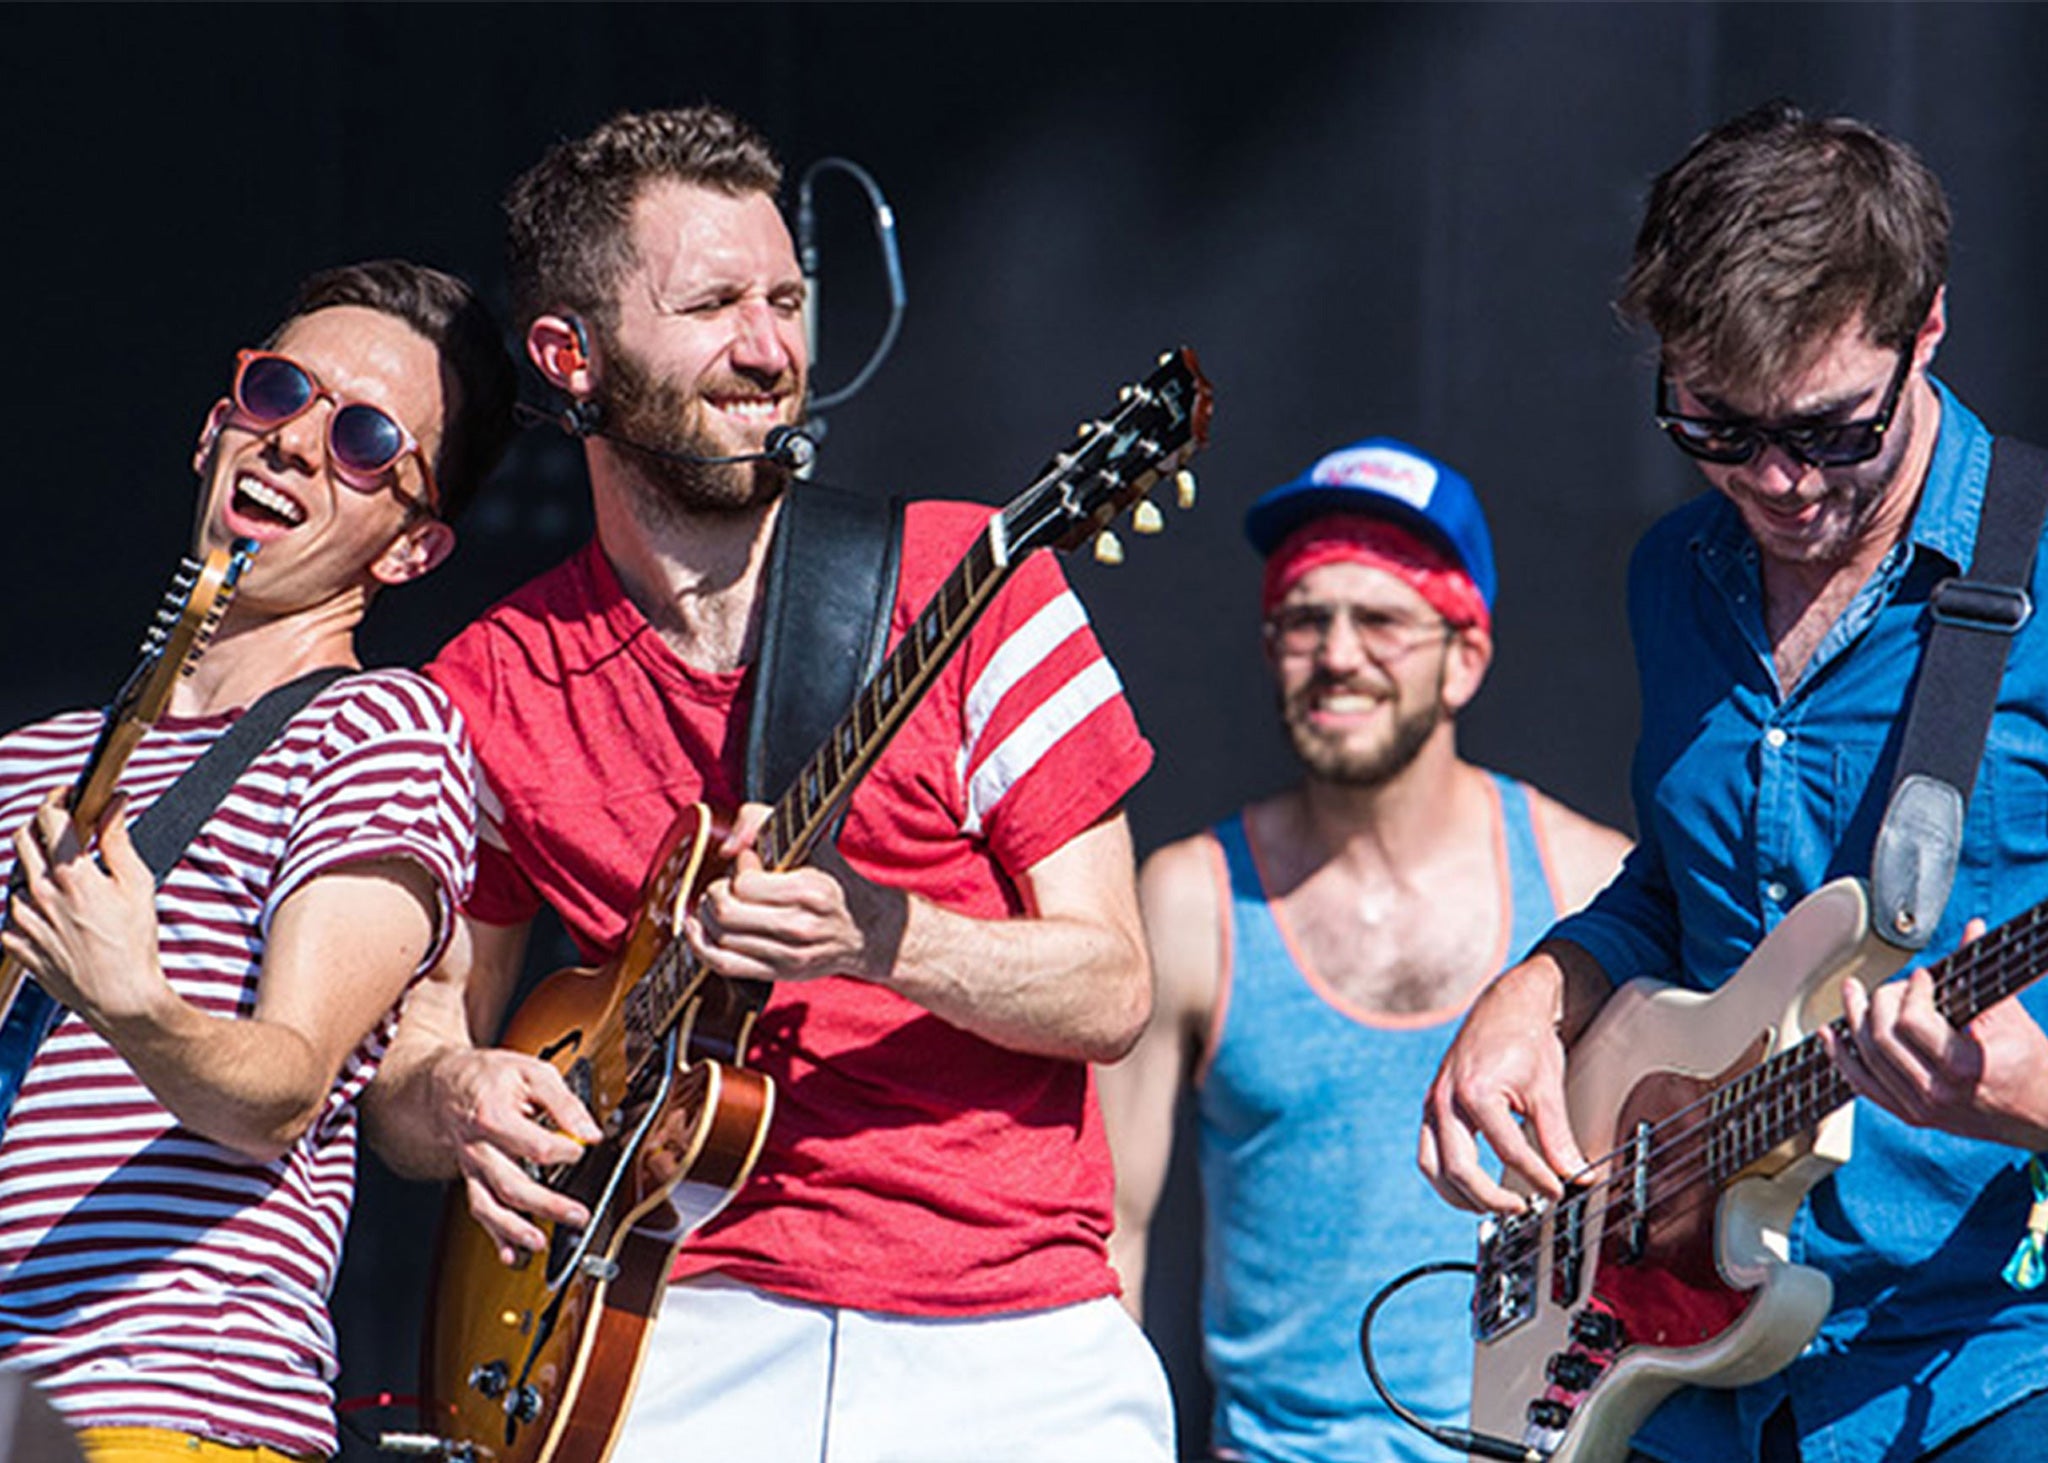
[
  {"x1": 1264, "y1": 603, "x2": 1456, "y2": 661},
  {"x1": 1654, "y1": 345, "x2": 1913, "y2": 469},
  {"x1": 231, "y1": 350, "x2": 438, "y2": 513}
]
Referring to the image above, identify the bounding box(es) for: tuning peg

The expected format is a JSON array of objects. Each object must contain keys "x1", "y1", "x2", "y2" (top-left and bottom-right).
[
  {"x1": 1077, "y1": 421, "x2": 1098, "y2": 439},
  {"x1": 1131, "y1": 501, "x2": 1165, "y2": 535},
  {"x1": 1175, "y1": 470, "x2": 1197, "y2": 510},
  {"x1": 1093, "y1": 530, "x2": 1126, "y2": 565},
  {"x1": 1118, "y1": 385, "x2": 1135, "y2": 403},
  {"x1": 1157, "y1": 350, "x2": 1175, "y2": 367}
]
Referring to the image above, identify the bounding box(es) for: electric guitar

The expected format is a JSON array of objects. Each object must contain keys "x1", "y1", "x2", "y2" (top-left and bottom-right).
[
  {"x1": 421, "y1": 349, "x2": 1214, "y2": 1463},
  {"x1": 1463, "y1": 874, "x2": 2048, "y2": 1462},
  {"x1": 0, "y1": 540, "x2": 256, "y2": 1130}
]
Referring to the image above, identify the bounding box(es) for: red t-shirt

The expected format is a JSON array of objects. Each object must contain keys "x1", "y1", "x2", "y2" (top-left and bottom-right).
[{"x1": 427, "y1": 499, "x2": 1152, "y2": 1314}]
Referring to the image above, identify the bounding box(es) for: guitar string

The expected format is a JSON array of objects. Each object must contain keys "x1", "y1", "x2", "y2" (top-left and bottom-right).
[{"x1": 1479, "y1": 913, "x2": 2048, "y2": 1274}]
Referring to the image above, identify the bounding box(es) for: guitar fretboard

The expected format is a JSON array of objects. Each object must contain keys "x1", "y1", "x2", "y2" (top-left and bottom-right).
[{"x1": 1698, "y1": 899, "x2": 2048, "y2": 1184}]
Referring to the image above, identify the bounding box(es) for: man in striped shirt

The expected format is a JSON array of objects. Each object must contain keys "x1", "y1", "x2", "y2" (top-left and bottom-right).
[
  {"x1": 0, "y1": 261, "x2": 515, "y2": 1462},
  {"x1": 367, "y1": 105, "x2": 1177, "y2": 1460}
]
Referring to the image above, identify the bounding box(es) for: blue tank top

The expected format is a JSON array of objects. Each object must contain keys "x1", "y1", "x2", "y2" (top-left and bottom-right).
[{"x1": 1197, "y1": 774, "x2": 1560, "y2": 1463}]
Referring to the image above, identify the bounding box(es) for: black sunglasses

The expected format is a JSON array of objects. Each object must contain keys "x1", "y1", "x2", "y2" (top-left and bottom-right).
[{"x1": 1654, "y1": 345, "x2": 1913, "y2": 469}]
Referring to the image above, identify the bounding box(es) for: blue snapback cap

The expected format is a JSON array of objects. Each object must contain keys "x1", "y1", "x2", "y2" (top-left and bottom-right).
[{"x1": 1242, "y1": 437, "x2": 1497, "y2": 608}]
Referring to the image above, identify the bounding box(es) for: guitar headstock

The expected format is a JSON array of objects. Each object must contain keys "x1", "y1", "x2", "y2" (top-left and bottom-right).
[
  {"x1": 1001, "y1": 348, "x2": 1213, "y2": 562},
  {"x1": 110, "y1": 539, "x2": 259, "y2": 728}
]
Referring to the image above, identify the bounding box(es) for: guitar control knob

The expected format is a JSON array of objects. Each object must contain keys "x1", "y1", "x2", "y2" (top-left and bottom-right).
[
  {"x1": 467, "y1": 1361, "x2": 509, "y2": 1399},
  {"x1": 1528, "y1": 1398, "x2": 1574, "y2": 1431},
  {"x1": 1546, "y1": 1353, "x2": 1602, "y2": 1391},
  {"x1": 1571, "y1": 1309, "x2": 1626, "y2": 1351},
  {"x1": 506, "y1": 1385, "x2": 544, "y2": 1424}
]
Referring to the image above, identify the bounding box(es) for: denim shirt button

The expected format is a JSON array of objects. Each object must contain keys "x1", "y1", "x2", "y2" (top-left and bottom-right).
[
  {"x1": 1765, "y1": 727, "x2": 1790, "y2": 749},
  {"x1": 1766, "y1": 880, "x2": 1789, "y2": 903}
]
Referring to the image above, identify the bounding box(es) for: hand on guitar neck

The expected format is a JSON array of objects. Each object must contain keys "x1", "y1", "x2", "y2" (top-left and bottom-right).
[
  {"x1": 1825, "y1": 919, "x2": 2048, "y2": 1151},
  {"x1": 684, "y1": 803, "x2": 909, "y2": 988},
  {"x1": 3, "y1": 791, "x2": 160, "y2": 1030}
]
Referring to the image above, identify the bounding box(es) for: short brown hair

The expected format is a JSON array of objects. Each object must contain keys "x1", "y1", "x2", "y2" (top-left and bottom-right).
[
  {"x1": 504, "y1": 104, "x2": 783, "y2": 341},
  {"x1": 287, "y1": 259, "x2": 517, "y2": 523},
  {"x1": 1618, "y1": 100, "x2": 1950, "y2": 390}
]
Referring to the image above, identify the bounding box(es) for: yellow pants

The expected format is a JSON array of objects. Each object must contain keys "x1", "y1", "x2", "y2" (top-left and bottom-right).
[{"x1": 76, "y1": 1427, "x2": 319, "y2": 1463}]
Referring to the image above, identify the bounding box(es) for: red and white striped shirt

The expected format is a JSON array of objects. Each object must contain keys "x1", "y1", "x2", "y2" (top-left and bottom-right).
[{"x1": 0, "y1": 669, "x2": 473, "y2": 1457}]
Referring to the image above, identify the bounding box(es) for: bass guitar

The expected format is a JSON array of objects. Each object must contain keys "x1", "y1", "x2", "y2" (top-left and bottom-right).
[
  {"x1": 1459, "y1": 874, "x2": 2048, "y2": 1461},
  {"x1": 421, "y1": 349, "x2": 1213, "y2": 1463},
  {"x1": 0, "y1": 540, "x2": 256, "y2": 1130}
]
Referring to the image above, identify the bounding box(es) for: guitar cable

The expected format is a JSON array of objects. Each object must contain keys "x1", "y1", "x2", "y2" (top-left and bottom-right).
[{"x1": 1359, "y1": 1259, "x2": 1548, "y2": 1462}]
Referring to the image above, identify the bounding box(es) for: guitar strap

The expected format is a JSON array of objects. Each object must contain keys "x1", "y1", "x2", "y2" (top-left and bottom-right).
[
  {"x1": 128, "y1": 667, "x2": 352, "y2": 880},
  {"x1": 1872, "y1": 437, "x2": 2048, "y2": 950},
  {"x1": 0, "y1": 667, "x2": 350, "y2": 1130},
  {"x1": 736, "y1": 481, "x2": 904, "y2": 1006}
]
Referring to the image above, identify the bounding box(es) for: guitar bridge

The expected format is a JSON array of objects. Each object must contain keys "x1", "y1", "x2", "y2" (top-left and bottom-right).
[{"x1": 1473, "y1": 1207, "x2": 1541, "y2": 1342}]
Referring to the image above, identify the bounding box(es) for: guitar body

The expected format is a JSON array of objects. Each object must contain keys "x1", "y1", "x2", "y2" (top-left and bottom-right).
[
  {"x1": 422, "y1": 803, "x2": 775, "y2": 1463},
  {"x1": 1469, "y1": 877, "x2": 1907, "y2": 1461}
]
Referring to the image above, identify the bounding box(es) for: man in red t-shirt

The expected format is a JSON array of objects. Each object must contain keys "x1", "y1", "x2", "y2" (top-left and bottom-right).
[{"x1": 365, "y1": 104, "x2": 1175, "y2": 1460}]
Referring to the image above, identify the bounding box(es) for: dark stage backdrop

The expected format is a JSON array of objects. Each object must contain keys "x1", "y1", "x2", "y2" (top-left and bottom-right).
[{"x1": 6, "y1": 4, "x2": 2048, "y2": 1457}]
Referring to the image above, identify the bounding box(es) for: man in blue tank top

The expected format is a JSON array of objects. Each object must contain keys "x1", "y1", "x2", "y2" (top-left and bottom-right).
[{"x1": 1102, "y1": 440, "x2": 1629, "y2": 1461}]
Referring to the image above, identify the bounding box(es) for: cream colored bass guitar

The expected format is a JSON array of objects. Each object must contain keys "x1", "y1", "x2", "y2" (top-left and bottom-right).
[{"x1": 1463, "y1": 874, "x2": 2046, "y2": 1461}]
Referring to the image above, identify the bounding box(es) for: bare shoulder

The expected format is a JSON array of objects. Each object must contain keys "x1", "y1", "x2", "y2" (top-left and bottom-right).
[
  {"x1": 1137, "y1": 826, "x2": 1228, "y2": 1031},
  {"x1": 1523, "y1": 785, "x2": 1632, "y2": 912}
]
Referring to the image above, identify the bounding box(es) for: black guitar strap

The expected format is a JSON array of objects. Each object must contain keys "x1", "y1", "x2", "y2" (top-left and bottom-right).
[
  {"x1": 1872, "y1": 437, "x2": 2048, "y2": 950},
  {"x1": 732, "y1": 482, "x2": 903, "y2": 1015},
  {"x1": 130, "y1": 667, "x2": 352, "y2": 884},
  {"x1": 743, "y1": 482, "x2": 904, "y2": 804}
]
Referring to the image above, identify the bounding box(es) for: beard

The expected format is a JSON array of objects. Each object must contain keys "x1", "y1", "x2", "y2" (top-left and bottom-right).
[
  {"x1": 1725, "y1": 377, "x2": 1923, "y2": 571},
  {"x1": 1280, "y1": 669, "x2": 1445, "y2": 788},
  {"x1": 599, "y1": 343, "x2": 792, "y2": 522}
]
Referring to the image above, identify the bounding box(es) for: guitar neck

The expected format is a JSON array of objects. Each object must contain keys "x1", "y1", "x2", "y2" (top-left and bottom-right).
[
  {"x1": 0, "y1": 543, "x2": 253, "y2": 1035},
  {"x1": 1702, "y1": 897, "x2": 2048, "y2": 1184},
  {"x1": 756, "y1": 518, "x2": 1013, "y2": 872}
]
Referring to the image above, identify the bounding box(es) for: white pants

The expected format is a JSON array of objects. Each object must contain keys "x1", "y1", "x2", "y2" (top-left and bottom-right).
[{"x1": 607, "y1": 1274, "x2": 1177, "y2": 1463}]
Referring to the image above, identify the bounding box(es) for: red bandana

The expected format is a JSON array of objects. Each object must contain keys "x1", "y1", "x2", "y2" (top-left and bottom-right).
[{"x1": 1261, "y1": 515, "x2": 1490, "y2": 631}]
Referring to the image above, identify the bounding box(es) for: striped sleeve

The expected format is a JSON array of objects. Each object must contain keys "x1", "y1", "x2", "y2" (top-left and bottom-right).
[
  {"x1": 267, "y1": 669, "x2": 475, "y2": 968},
  {"x1": 953, "y1": 543, "x2": 1152, "y2": 873}
]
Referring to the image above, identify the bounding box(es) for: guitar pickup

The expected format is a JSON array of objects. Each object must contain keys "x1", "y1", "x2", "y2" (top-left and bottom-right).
[
  {"x1": 1551, "y1": 1183, "x2": 1590, "y2": 1307},
  {"x1": 1622, "y1": 1121, "x2": 1651, "y2": 1262}
]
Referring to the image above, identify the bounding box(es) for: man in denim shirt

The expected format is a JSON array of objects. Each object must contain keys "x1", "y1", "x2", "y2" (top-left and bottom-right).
[{"x1": 1422, "y1": 101, "x2": 2048, "y2": 1462}]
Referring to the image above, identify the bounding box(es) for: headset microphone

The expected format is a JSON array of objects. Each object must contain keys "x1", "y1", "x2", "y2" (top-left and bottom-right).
[{"x1": 551, "y1": 397, "x2": 817, "y2": 473}]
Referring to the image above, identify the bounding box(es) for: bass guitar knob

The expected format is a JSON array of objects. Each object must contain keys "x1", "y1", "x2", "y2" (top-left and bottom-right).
[
  {"x1": 1546, "y1": 1352, "x2": 1603, "y2": 1392},
  {"x1": 1571, "y1": 1308, "x2": 1626, "y2": 1352},
  {"x1": 1528, "y1": 1398, "x2": 1575, "y2": 1431},
  {"x1": 506, "y1": 1385, "x2": 544, "y2": 1424}
]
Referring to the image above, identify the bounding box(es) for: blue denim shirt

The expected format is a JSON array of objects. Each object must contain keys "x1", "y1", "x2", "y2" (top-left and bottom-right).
[{"x1": 1552, "y1": 381, "x2": 2048, "y2": 1462}]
